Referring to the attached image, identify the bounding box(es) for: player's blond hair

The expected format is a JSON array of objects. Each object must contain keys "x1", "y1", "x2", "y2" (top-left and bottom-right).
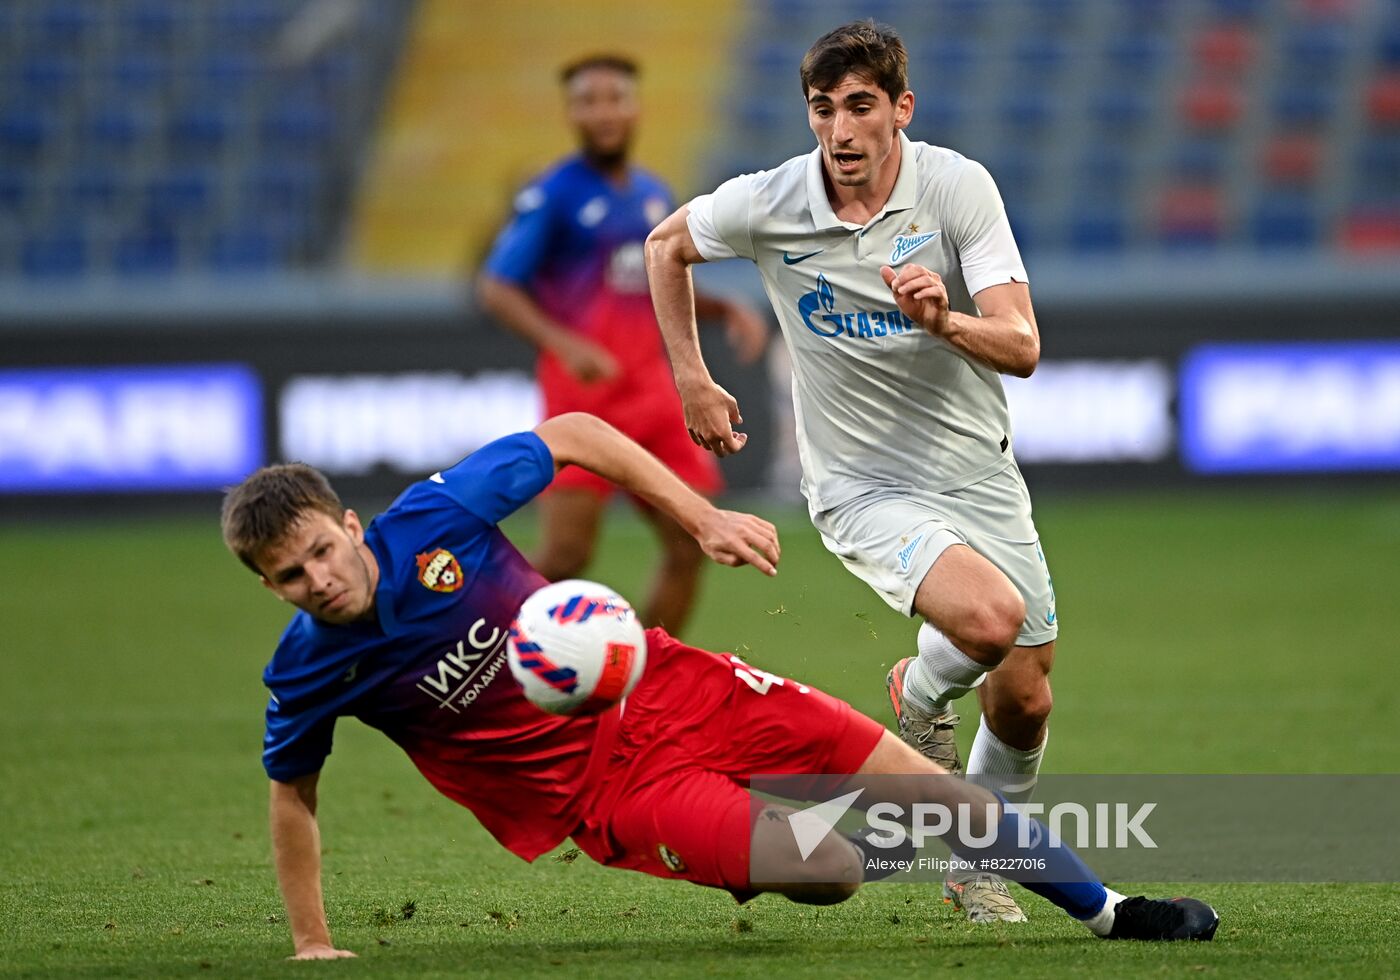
[
  {"x1": 800, "y1": 20, "x2": 909, "y2": 105},
  {"x1": 221, "y1": 463, "x2": 345, "y2": 574}
]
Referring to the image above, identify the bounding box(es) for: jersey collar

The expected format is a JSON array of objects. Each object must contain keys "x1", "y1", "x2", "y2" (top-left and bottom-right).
[{"x1": 806, "y1": 130, "x2": 917, "y2": 232}]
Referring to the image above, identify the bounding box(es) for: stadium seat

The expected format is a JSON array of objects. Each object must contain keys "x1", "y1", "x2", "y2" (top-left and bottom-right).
[
  {"x1": 207, "y1": 228, "x2": 282, "y2": 273},
  {"x1": 261, "y1": 101, "x2": 336, "y2": 149},
  {"x1": 201, "y1": 53, "x2": 262, "y2": 99},
  {"x1": 21, "y1": 229, "x2": 87, "y2": 278},
  {"x1": 215, "y1": 2, "x2": 288, "y2": 47},
  {"x1": 1077, "y1": 144, "x2": 1133, "y2": 190},
  {"x1": 0, "y1": 170, "x2": 32, "y2": 211},
  {"x1": 36, "y1": 2, "x2": 92, "y2": 49},
  {"x1": 1104, "y1": 33, "x2": 1169, "y2": 76},
  {"x1": 1158, "y1": 185, "x2": 1223, "y2": 248},
  {"x1": 146, "y1": 170, "x2": 214, "y2": 221},
  {"x1": 1194, "y1": 24, "x2": 1255, "y2": 74},
  {"x1": 0, "y1": 107, "x2": 50, "y2": 158},
  {"x1": 87, "y1": 105, "x2": 155, "y2": 153},
  {"x1": 1380, "y1": 22, "x2": 1400, "y2": 66},
  {"x1": 1249, "y1": 193, "x2": 1320, "y2": 248},
  {"x1": 1365, "y1": 74, "x2": 1400, "y2": 125},
  {"x1": 1355, "y1": 136, "x2": 1400, "y2": 195},
  {"x1": 915, "y1": 38, "x2": 976, "y2": 79},
  {"x1": 1093, "y1": 88, "x2": 1151, "y2": 130},
  {"x1": 244, "y1": 159, "x2": 320, "y2": 212},
  {"x1": 1273, "y1": 84, "x2": 1335, "y2": 127},
  {"x1": 19, "y1": 55, "x2": 81, "y2": 103},
  {"x1": 113, "y1": 52, "x2": 173, "y2": 94},
  {"x1": 1068, "y1": 202, "x2": 1130, "y2": 253},
  {"x1": 169, "y1": 106, "x2": 232, "y2": 155},
  {"x1": 1261, "y1": 133, "x2": 1322, "y2": 184},
  {"x1": 1012, "y1": 36, "x2": 1069, "y2": 79},
  {"x1": 1000, "y1": 91, "x2": 1056, "y2": 132},
  {"x1": 1174, "y1": 138, "x2": 1229, "y2": 181},
  {"x1": 1338, "y1": 208, "x2": 1400, "y2": 251},
  {"x1": 122, "y1": 3, "x2": 178, "y2": 46},
  {"x1": 1182, "y1": 80, "x2": 1245, "y2": 130},
  {"x1": 1282, "y1": 24, "x2": 1349, "y2": 77},
  {"x1": 64, "y1": 166, "x2": 122, "y2": 212},
  {"x1": 113, "y1": 226, "x2": 180, "y2": 276},
  {"x1": 1208, "y1": 0, "x2": 1265, "y2": 19}
]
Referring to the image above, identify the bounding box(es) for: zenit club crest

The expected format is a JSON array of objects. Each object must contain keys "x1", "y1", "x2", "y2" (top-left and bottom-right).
[{"x1": 416, "y1": 548, "x2": 463, "y2": 593}]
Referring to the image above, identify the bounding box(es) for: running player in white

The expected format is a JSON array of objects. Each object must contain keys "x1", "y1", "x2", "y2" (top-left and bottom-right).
[{"x1": 645, "y1": 21, "x2": 1052, "y2": 923}]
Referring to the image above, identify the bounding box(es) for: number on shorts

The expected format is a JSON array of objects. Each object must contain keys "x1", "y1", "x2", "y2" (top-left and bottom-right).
[{"x1": 729, "y1": 655, "x2": 808, "y2": 695}]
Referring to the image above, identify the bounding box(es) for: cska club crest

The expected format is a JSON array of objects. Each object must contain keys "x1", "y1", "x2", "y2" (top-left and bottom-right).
[{"x1": 416, "y1": 548, "x2": 463, "y2": 593}]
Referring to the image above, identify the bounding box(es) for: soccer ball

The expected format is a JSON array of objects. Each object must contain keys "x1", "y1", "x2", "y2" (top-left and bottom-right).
[{"x1": 507, "y1": 579, "x2": 648, "y2": 715}]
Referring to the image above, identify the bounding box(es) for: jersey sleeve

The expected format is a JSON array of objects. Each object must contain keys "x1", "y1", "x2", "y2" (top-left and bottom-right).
[
  {"x1": 263, "y1": 695, "x2": 336, "y2": 781},
  {"x1": 686, "y1": 174, "x2": 756, "y2": 261},
  {"x1": 429, "y1": 431, "x2": 555, "y2": 526},
  {"x1": 945, "y1": 160, "x2": 1028, "y2": 298},
  {"x1": 481, "y1": 181, "x2": 555, "y2": 287}
]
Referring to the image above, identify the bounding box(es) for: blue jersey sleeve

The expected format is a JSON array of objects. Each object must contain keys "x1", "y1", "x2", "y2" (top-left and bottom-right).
[
  {"x1": 430, "y1": 431, "x2": 555, "y2": 526},
  {"x1": 263, "y1": 695, "x2": 336, "y2": 782},
  {"x1": 482, "y1": 181, "x2": 555, "y2": 287}
]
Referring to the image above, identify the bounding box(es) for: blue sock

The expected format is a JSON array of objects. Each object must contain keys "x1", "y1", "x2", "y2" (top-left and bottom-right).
[{"x1": 953, "y1": 803, "x2": 1107, "y2": 920}]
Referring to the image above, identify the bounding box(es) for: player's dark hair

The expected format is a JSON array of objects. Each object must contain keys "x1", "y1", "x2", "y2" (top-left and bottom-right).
[
  {"x1": 560, "y1": 53, "x2": 639, "y2": 85},
  {"x1": 800, "y1": 20, "x2": 908, "y2": 105},
  {"x1": 221, "y1": 463, "x2": 346, "y2": 574}
]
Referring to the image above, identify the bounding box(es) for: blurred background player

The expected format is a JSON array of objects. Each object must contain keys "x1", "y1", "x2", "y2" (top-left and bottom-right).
[{"x1": 477, "y1": 54, "x2": 769, "y2": 635}]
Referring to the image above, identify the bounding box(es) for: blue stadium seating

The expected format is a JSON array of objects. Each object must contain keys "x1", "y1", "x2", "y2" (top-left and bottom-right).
[
  {"x1": 1250, "y1": 193, "x2": 1320, "y2": 248},
  {"x1": 113, "y1": 226, "x2": 180, "y2": 276},
  {"x1": 22, "y1": 228, "x2": 87, "y2": 278}
]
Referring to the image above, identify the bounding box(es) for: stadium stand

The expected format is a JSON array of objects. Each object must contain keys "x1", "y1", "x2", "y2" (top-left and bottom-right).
[
  {"x1": 0, "y1": 0, "x2": 1397, "y2": 280},
  {"x1": 715, "y1": 0, "x2": 1400, "y2": 259},
  {"x1": 0, "y1": 0, "x2": 412, "y2": 278}
]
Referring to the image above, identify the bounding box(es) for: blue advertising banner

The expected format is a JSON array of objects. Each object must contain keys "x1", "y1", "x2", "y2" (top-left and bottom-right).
[
  {"x1": 1180, "y1": 342, "x2": 1400, "y2": 474},
  {"x1": 0, "y1": 364, "x2": 263, "y2": 492}
]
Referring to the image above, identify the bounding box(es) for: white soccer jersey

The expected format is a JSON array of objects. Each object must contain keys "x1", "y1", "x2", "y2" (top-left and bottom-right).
[{"x1": 687, "y1": 131, "x2": 1028, "y2": 512}]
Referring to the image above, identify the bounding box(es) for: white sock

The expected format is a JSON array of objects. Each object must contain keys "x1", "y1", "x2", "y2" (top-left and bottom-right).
[
  {"x1": 902, "y1": 622, "x2": 990, "y2": 713},
  {"x1": 1082, "y1": 887, "x2": 1129, "y2": 937},
  {"x1": 966, "y1": 714, "x2": 1046, "y2": 803}
]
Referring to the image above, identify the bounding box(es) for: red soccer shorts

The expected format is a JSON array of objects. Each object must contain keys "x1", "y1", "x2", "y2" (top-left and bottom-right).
[
  {"x1": 539, "y1": 359, "x2": 723, "y2": 499},
  {"x1": 571, "y1": 629, "x2": 886, "y2": 895}
]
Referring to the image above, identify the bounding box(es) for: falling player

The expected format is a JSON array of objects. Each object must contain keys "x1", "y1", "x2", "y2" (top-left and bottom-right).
[{"x1": 222, "y1": 413, "x2": 1217, "y2": 960}]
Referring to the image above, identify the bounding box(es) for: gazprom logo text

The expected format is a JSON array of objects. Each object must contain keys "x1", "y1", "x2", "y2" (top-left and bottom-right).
[{"x1": 797, "y1": 274, "x2": 919, "y2": 342}]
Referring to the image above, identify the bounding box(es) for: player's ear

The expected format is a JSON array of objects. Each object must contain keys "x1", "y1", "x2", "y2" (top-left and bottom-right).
[
  {"x1": 342, "y1": 509, "x2": 365, "y2": 543},
  {"x1": 894, "y1": 90, "x2": 914, "y2": 130},
  {"x1": 259, "y1": 576, "x2": 287, "y2": 601}
]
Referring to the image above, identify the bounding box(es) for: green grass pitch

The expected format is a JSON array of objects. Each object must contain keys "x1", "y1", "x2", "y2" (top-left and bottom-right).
[{"x1": 2, "y1": 489, "x2": 1398, "y2": 977}]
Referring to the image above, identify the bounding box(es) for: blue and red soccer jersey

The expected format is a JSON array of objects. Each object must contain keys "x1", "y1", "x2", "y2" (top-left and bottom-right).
[
  {"x1": 483, "y1": 156, "x2": 720, "y2": 497},
  {"x1": 261, "y1": 432, "x2": 617, "y2": 860}
]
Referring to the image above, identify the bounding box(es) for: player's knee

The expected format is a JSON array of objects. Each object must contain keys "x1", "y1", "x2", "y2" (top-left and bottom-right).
[
  {"x1": 780, "y1": 879, "x2": 861, "y2": 906},
  {"x1": 773, "y1": 836, "x2": 863, "y2": 905},
  {"x1": 959, "y1": 596, "x2": 1024, "y2": 660},
  {"x1": 991, "y1": 680, "x2": 1053, "y2": 733}
]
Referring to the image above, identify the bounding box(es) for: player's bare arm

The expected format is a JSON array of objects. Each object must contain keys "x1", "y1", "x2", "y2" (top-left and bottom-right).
[
  {"x1": 880, "y1": 265, "x2": 1040, "y2": 378},
  {"x1": 645, "y1": 207, "x2": 749, "y2": 457},
  {"x1": 476, "y1": 273, "x2": 619, "y2": 383},
  {"x1": 534, "y1": 412, "x2": 779, "y2": 574},
  {"x1": 268, "y1": 773, "x2": 356, "y2": 960}
]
